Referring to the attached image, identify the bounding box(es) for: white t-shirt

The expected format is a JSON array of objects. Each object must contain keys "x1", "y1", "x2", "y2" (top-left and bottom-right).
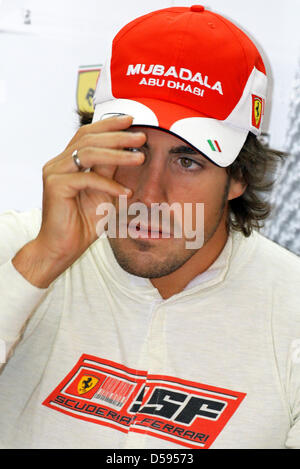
[{"x1": 0, "y1": 208, "x2": 300, "y2": 449}]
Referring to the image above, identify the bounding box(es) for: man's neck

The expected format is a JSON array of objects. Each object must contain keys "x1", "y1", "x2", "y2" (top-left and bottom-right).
[{"x1": 150, "y1": 221, "x2": 229, "y2": 299}]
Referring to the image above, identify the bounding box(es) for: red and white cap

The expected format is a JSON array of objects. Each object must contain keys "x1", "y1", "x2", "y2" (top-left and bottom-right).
[{"x1": 92, "y1": 5, "x2": 267, "y2": 167}]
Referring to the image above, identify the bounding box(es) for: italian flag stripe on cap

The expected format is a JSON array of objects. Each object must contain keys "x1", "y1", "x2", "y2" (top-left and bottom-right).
[{"x1": 207, "y1": 140, "x2": 222, "y2": 152}]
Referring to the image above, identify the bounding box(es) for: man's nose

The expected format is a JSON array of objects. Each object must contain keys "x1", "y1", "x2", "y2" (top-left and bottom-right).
[{"x1": 133, "y1": 162, "x2": 167, "y2": 207}]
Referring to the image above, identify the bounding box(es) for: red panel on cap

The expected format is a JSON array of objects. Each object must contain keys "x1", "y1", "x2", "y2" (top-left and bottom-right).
[
  {"x1": 110, "y1": 7, "x2": 266, "y2": 126},
  {"x1": 190, "y1": 5, "x2": 205, "y2": 12},
  {"x1": 133, "y1": 97, "x2": 205, "y2": 129}
]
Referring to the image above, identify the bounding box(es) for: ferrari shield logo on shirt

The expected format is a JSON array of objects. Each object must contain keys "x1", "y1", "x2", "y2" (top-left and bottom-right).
[
  {"x1": 251, "y1": 95, "x2": 263, "y2": 129},
  {"x1": 43, "y1": 354, "x2": 246, "y2": 449},
  {"x1": 76, "y1": 65, "x2": 102, "y2": 113},
  {"x1": 77, "y1": 375, "x2": 100, "y2": 395}
]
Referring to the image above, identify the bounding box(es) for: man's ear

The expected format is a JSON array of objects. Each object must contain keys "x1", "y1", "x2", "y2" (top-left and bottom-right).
[{"x1": 227, "y1": 178, "x2": 247, "y2": 201}]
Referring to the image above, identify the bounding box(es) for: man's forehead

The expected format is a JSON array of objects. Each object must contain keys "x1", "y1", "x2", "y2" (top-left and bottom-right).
[{"x1": 128, "y1": 125, "x2": 199, "y2": 153}]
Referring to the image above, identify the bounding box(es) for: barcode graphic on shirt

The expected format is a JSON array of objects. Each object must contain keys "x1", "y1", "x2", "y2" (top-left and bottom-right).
[{"x1": 94, "y1": 376, "x2": 134, "y2": 407}]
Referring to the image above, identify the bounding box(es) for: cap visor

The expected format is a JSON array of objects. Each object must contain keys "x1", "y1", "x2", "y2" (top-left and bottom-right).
[{"x1": 93, "y1": 98, "x2": 248, "y2": 167}]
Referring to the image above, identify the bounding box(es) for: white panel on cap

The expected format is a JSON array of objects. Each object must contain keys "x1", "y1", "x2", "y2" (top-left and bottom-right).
[
  {"x1": 93, "y1": 98, "x2": 159, "y2": 125},
  {"x1": 170, "y1": 117, "x2": 248, "y2": 167},
  {"x1": 224, "y1": 67, "x2": 267, "y2": 136},
  {"x1": 93, "y1": 41, "x2": 114, "y2": 109}
]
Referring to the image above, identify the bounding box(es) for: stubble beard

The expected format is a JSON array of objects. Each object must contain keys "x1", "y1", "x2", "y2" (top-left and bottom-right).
[{"x1": 108, "y1": 179, "x2": 230, "y2": 279}]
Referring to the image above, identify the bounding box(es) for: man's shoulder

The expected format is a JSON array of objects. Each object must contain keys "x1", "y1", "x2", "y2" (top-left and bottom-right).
[
  {"x1": 238, "y1": 230, "x2": 300, "y2": 294},
  {"x1": 0, "y1": 207, "x2": 42, "y2": 229},
  {"x1": 0, "y1": 208, "x2": 42, "y2": 260},
  {"x1": 254, "y1": 230, "x2": 300, "y2": 271},
  {"x1": 231, "y1": 229, "x2": 300, "y2": 288}
]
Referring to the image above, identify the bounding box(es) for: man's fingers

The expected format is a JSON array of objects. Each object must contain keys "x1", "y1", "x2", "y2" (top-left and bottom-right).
[
  {"x1": 45, "y1": 146, "x2": 144, "y2": 177},
  {"x1": 44, "y1": 171, "x2": 132, "y2": 200},
  {"x1": 66, "y1": 114, "x2": 135, "y2": 149},
  {"x1": 44, "y1": 128, "x2": 146, "y2": 173},
  {"x1": 77, "y1": 130, "x2": 146, "y2": 150}
]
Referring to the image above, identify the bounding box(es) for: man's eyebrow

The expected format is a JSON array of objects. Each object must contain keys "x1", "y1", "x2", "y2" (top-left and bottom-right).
[
  {"x1": 169, "y1": 145, "x2": 199, "y2": 155},
  {"x1": 138, "y1": 142, "x2": 204, "y2": 160}
]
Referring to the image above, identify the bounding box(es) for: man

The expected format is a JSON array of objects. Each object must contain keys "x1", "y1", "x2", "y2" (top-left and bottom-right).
[{"x1": 0, "y1": 6, "x2": 299, "y2": 449}]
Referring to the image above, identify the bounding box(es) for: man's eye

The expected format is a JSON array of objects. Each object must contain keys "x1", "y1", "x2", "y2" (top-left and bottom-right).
[
  {"x1": 124, "y1": 147, "x2": 141, "y2": 153},
  {"x1": 178, "y1": 157, "x2": 202, "y2": 170},
  {"x1": 180, "y1": 157, "x2": 193, "y2": 168}
]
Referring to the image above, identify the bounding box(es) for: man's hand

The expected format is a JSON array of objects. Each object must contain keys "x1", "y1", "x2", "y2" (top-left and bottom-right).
[{"x1": 12, "y1": 115, "x2": 146, "y2": 288}]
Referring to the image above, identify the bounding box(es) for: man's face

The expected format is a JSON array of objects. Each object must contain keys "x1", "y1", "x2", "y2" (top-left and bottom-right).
[{"x1": 108, "y1": 126, "x2": 243, "y2": 278}]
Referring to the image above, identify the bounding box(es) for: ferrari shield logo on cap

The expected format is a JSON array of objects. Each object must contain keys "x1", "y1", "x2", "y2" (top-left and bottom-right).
[
  {"x1": 76, "y1": 65, "x2": 102, "y2": 112},
  {"x1": 77, "y1": 375, "x2": 99, "y2": 395},
  {"x1": 251, "y1": 95, "x2": 263, "y2": 129}
]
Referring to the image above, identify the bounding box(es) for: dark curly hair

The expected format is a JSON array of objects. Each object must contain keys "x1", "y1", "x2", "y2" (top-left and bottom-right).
[
  {"x1": 226, "y1": 133, "x2": 286, "y2": 236},
  {"x1": 77, "y1": 109, "x2": 286, "y2": 237}
]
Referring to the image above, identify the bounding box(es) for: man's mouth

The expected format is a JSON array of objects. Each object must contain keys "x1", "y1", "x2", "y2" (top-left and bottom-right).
[{"x1": 127, "y1": 222, "x2": 171, "y2": 239}]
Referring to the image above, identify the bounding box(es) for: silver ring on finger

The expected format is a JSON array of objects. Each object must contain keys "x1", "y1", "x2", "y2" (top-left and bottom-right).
[{"x1": 72, "y1": 149, "x2": 85, "y2": 172}]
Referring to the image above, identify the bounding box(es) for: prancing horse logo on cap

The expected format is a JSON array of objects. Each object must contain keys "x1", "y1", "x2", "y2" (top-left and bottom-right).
[{"x1": 251, "y1": 95, "x2": 263, "y2": 129}]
